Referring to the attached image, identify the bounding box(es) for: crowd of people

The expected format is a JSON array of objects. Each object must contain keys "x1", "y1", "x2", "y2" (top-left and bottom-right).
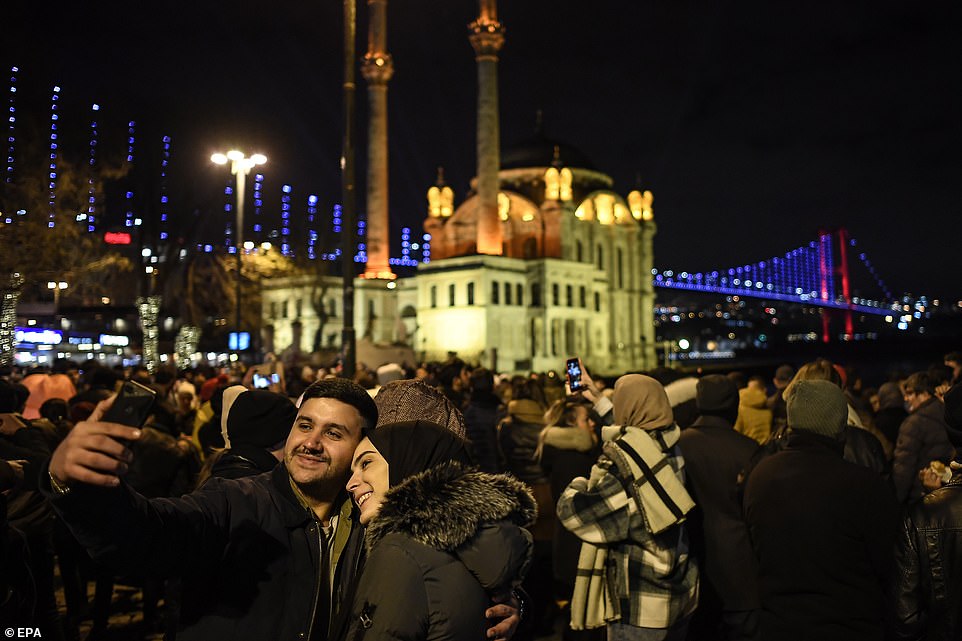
[{"x1": 0, "y1": 349, "x2": 960, "y2": 641}]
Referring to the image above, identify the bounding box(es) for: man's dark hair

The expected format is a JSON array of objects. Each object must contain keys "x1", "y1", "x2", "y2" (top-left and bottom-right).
[
  {"x1": 904, "y1": 371, "x2": 936, "y2": 396},
  {"x1": 88, "y1": 366, "x2": 119, "y2": 390},
  {"x1": 40, "y1": 398, "x2": 70, "y2": 423},
  {"x1": 0, "y1": 381, "x2": 29, "y2": 413},
  {"x1": 469, "y1": 368, "x2": 494, "y2": 395},
  {"x1": 944, "y1": 351, "x2": 962, "y2": 364},
  {"x1": 928, "y1": 364, "x2": 954, "y2": 387},
  {"x1": 301, "y1": 378, "x2": 378, "y2": 431}
]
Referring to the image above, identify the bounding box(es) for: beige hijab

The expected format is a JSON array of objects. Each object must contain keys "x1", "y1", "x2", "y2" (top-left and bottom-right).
[{"x1": 613, "y1": 374, "x2": 673, "y2": 430}]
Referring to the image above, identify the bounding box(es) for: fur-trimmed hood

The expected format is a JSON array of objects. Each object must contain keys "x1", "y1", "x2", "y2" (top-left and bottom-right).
[
  {"x1": 364, "y1": 461, "x2": 536, "y2": 593},
  {"x1": 366, "y1": 461, "x2": 536, "y2": 551}
]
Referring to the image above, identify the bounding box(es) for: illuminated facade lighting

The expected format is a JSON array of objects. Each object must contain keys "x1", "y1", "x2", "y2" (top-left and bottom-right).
[{"x1": 7, "y1": 66, "x2": 18, "y2": 184}]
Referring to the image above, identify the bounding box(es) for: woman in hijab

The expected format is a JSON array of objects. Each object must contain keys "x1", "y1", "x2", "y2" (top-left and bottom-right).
[
  {"x1": 557, "y1": 374, "x2": 699, "y2": 641},
  {"x1": 345, "y1": 420, "x2": 536, "y2": 641}
]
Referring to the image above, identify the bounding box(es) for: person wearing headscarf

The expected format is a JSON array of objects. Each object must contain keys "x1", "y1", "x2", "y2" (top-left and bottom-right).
[
  {"x1": 345, "y1": 420, "x2": 535, "y2": 641},
  {"x1": 374, "y1": 379, "x2": 466, "y2": 437},
  {"x1": 556, "y1": 374, "x2": 699, "y2": 640}
]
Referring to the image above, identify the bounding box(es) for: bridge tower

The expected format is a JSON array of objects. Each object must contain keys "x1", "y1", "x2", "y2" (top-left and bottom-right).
[{"x1": 818, "y1": 227, "x2": 855, "y2": 343}]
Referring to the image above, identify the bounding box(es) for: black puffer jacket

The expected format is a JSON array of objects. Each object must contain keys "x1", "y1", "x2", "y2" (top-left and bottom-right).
[
  {"x1": 46, "y1": 463, "x2": 365, "y2": 641},
  {"x1": 892, "y1": 471, "x2": 962, "y2": 641},
  {"x1": 893, "y1": 398, "x2": 955, "y2": 503},
  {"x1": 345, "y1": 461, "x2": 535, "y2": 641}
]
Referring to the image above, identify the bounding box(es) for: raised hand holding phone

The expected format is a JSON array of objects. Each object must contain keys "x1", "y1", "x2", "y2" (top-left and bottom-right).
[
  {"x1": 566, "y1": 357, "x2": 584, "y2": 392},
  {"x1": 49, "y1": 389, "x2": 149, "y2": 490},
  {"x1": 100, "y1": 380, "x2": 157, "y2": 428},
  {"x1": 565, "y1": 357, "x2": 599, "y2": 402}
]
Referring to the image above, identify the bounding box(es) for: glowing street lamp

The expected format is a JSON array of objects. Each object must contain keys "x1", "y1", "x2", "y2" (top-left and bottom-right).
[{"x1": 211, "y1": 150, "x2": 266, "y2": 354}]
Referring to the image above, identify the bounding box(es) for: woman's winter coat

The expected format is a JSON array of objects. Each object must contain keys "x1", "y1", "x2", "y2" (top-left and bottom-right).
[{"x1": 345, "y1": 461, "x2": 535, "y2": 641}]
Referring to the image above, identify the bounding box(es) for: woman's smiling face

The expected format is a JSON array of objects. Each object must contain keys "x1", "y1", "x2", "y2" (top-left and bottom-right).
[{"x1": 346, "y1": 437, "x2": 390, "y2": 525}]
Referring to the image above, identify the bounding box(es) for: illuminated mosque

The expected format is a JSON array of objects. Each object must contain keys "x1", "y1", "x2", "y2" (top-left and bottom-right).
[{"x1": 262, "y1": 0, "x2": 658, "y2": 374}]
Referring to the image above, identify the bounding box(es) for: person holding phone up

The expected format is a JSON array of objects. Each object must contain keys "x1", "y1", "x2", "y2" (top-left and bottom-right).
[{"x1": 42, "y1": 378, "x2": 522, "y2": 641}]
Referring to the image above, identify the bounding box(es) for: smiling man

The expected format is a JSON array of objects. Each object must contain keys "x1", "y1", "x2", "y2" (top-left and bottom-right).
[
  {"x1": 43, "y1": 379, "x2": 378, "y2": 641},
  {"x1": 42, "y1": 377, "x2": 520, "y2": 641}
]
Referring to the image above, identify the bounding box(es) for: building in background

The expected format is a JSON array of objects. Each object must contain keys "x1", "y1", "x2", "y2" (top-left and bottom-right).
[{"x1": 260, "y1": 0, "x2": 657, "y2": 375}]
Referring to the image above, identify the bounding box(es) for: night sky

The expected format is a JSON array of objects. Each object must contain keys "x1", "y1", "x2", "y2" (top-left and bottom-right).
[{"x1": 4, "y1": 1, "x2": 961, "y2": 300}]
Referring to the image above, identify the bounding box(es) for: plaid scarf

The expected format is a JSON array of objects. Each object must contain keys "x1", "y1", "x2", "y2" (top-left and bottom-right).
[{"x1": 568, "y1": 424, "x2": 695, "y2": 630}]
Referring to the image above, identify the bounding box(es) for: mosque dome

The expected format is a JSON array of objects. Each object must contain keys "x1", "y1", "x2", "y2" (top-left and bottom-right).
[{"x1": 501, "y1": 132, "x2": 596, "y2": 171}]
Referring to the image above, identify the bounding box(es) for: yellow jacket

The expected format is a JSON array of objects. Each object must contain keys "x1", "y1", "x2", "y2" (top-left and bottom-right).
[{"x1": 735, "y1": 387, "x2": 773, "y2": 444}]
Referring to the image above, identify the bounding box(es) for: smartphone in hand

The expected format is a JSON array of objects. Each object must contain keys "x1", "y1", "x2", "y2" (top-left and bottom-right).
[
  {"x1": 566, "y1": 357, "x2": 584, "y2": 392},
  {"x1": 101, "y1": 380, "x2": 157, "y2": 428}
]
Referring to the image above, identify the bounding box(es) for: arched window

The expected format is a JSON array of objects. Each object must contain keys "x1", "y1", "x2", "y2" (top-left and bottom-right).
[
  {"x1": 576, "y1": 240, "x2": 583, "y2": 262},
  {"x1": 597, "y1": 245, "x2": 604, "y2": 270},
  {"x1": 467, "y1": 282, "x2": 475, "y2": 305},
  {"x1": 516, "y1": 283, "x2": 524, "y2": 306},
  {"x1": 448, "y1": 284, "x2": 456, "y2": 306},
  {"x1": 430, "y1": 286, "x2": 437, "y2": 308},
  {"x1": 505, "y1": 282, "x2": 513, "y2": 305},
  {"x1": 491, "y1": 281, "x2": 500, "y2": 304},
  {"x1": 552, "y1": 284, "x2": 559, "y2": 306},
  {"x1": 531, "y1": 283, "x2": 541, "y2": 307}
]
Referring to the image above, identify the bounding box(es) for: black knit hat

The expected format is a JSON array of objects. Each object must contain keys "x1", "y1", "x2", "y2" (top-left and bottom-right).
[
  {"x1": 695, "y1": 375, "x2": 739, "y2": 424},
  {"x1": 222, "y1": 387, "x2": 298, "y2": 449}
]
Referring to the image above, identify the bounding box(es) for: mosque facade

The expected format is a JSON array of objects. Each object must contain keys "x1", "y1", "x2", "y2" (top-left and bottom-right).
[{"x1": 260, "y1": 0, "x2": 657, "y2": 375}]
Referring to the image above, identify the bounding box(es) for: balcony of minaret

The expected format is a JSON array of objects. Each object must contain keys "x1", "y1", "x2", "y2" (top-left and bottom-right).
[{"x1": 361, "y1": 53, "x2": 394, "y2": 84}]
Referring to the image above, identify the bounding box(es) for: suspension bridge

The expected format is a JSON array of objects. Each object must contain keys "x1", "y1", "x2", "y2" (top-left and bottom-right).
[{"x1": 652, "y1": 228, "x2": 903, "y2": 340}]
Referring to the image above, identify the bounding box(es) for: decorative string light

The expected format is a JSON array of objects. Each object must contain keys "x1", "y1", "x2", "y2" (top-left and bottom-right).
[
  {"x1": 354, "y1": 218, "x2": 366, "y2": 263},
  {"x1": 252, "y1": 173, "x2": 264, "y2": 240},
  {"x1": 280, "y1": 184, "x2": 292, "y2": 256},
  {"x1": 159, "y1": 135, "x2": 171, "y2": 241},
  {"x1": 125, "y1": 121, "x2": 136, "y2": 227},
  {"x1": 6, "y1": 66, "x2": 18, "y2": 184},
  {"x1": 0, "y1": 273, "x2": 24, "y2": 367},
  {"x1": 48, "y1": 85, "x2": 61, "y2": 227},
  {"x1": 319, "y1": 204, "x2": 342, "y2": 261},
  {"x1": 223, "y1": 180, "x2": 234, "y2": 253},
  {"x1": 137, "y1": 295, "x2": 162, "y2": 374},
  {"x1": 388, "y1": 226, "x2": 419, "y2": 267},
  {"x1": 86, "y1": 104, "x2": 99, "y2": 232},
  {"x1": 174, "y1": 325, "x2": 201, "y2": 370},
  {"x1": 307, "y1": 194, "x2": 318, "y2": 259},
  {"x1": 422, "y1": 232, "x2": 431, "y2": 263}
]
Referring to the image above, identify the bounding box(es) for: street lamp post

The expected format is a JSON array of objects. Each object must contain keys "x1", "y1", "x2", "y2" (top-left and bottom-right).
[{"x1": 211, "y1": 151, "x2": 266, "y2": 357}]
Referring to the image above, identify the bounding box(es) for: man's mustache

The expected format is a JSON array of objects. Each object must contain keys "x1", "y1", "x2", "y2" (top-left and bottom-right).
[{"x1": 293, "y1": 446, "x2": 330, "y2": 461}]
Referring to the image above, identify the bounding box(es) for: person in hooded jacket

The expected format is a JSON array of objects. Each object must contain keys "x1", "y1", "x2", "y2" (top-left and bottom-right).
[
  {"x1": 345, "y1": 420, "x2": 535, "y2": 641},
  {"x1": 734, "y1": 377, "x2": 773, "y2": 444}
]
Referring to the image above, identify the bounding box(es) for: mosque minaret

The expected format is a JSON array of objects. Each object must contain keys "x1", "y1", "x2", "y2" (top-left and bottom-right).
[
  {"x1": 469, "y1": 0, "x2": 505, "y2": 256},
  {"x1": 361, "y1": 0, "x2": 395, "y2": 279}
]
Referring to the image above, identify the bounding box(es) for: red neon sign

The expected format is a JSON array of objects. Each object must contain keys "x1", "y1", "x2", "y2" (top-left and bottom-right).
[{"x1": 104, "y1": 232, "x2": 132, "y2": 245}]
